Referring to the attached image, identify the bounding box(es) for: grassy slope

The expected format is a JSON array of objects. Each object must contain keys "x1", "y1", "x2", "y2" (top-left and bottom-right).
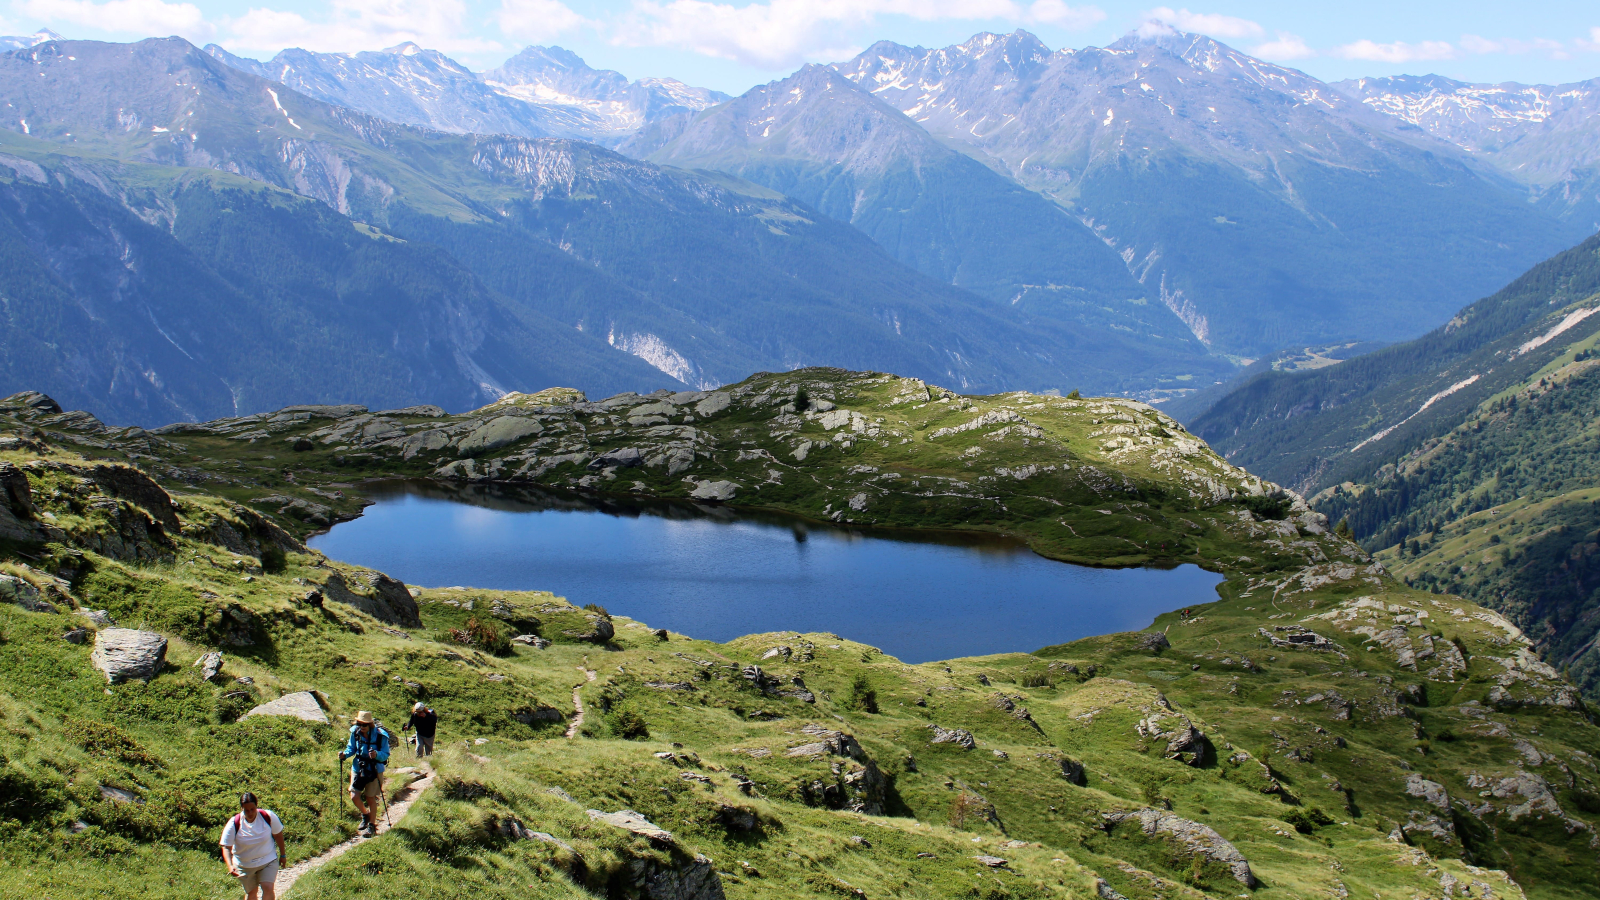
[{"x1": 0, "y1": 370, "x2": 1595, "y2": 899}]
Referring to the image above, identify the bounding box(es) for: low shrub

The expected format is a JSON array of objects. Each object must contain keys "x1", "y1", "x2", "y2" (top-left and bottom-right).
[
  {"x1": 63, "y1": 718, "x2": 163, "y2": 768},
  {"x1": 846, "y1": 674, "x2": 878, "y2": 714},
  {"x1": 447, "y1": 617, "x2": 511, "y2": 656}
]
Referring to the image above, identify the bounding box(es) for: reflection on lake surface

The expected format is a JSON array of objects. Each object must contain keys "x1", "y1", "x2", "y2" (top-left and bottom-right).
[{"x1": 309, "y1": 482, "x2": 1224, "y2": 664}]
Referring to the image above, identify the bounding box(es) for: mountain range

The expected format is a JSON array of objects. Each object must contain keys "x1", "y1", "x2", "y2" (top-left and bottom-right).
[
  {"x1": 1333, "y1": 73, "x2": 1600, "y2": 228},
  {"x1": 0, "y1": 36, "x2": 1135, "y2": 424},
  {"x1": 4, "y1": 26, "x2": 1600, "y2": 425},
  {"x1": 203, "y1": 28, "x2": 1597, "y2": 368}
]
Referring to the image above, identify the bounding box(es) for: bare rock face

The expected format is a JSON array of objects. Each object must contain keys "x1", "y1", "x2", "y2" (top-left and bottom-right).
[
  {"x1": 588, "y1": 808, "x2": 676, "y2": 844},
  {"x1": 240, "y1": 691, "x2": 329, "y2": 724},
  {"x1": 928, "y1": 725, "x2": 977, "y2": 749},
  {"x1": 1137, "y1": 697, "x2": 1208, "y2": 765},
  {"x1": 1404, "y1": 773, "x2": 1451, "y2": 813},
  {"x1": 321, "y1": 570, "x2": 421, "y2": 627},
  {"x1": 0, "y1": 573, "x2": 52, "y2": 612},
  {"x1": 688, "y1": 480, "x2": 738, "y2": 501},
  {"x1": 91, "y1": 628, "x2": 168, "y2": 683},
  {"x1": 1104, "y1": 809, "x2": 1255, "y2": 886}
]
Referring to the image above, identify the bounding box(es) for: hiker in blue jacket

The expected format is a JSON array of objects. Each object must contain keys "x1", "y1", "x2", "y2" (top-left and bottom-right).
[{"x1": 339, "y1": 710, "x2": 390, "y2": 835}]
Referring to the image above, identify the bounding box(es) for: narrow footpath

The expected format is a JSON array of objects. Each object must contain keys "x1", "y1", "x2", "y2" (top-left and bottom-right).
[
  {"x1": 566, "y1": 667, "x2": 597, "y2": 739},
  {"x1": 277, "y1": 765, "x2": 435, "y2": 897}
]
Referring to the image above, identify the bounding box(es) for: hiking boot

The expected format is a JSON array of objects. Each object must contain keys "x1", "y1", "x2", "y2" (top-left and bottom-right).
[{"x1": 359, "y1": 814, "x2": 372, "y2": 834}]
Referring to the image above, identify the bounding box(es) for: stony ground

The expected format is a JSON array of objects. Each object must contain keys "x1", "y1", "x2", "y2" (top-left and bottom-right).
[{"x1": 0, "y1": 370, "x2": 1596, "y2": 899}]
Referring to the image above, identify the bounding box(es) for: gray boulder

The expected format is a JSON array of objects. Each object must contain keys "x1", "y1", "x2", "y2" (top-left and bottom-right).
[
  {"x1": 1104, "y1": 809, "x2": 1255, "y2": 886},
  {"x1": 91, "y1": 628, "x2": 168, "y2": 683},
  {"x1": 1138, "y1": 632, "x2": 1171, "y2": 652},
  {"x1": 321, "y1": 570, "x2": 422, "y2": 627},
  {"x1": 688, "y1": 480, "x2": 738, "y2": 501},
  {"x1": 694, "y1": 392, "x2": 731, "y2": 417},
  {"x1": 1404, "y1": 773, "x2": 1451, "y2": 813},
  {"x1": 587, "y1": 808, "x2": 675, "y2": 844},
  {"x1": 0, "y1": 573, "x2": 53, "y2": 612},
  {"x1": 458, "y1": 416, "x2": 542, "y2": 455},
  {"x1": 193, "y1": 651, "x2": 224, "y2": 681},
  {"x1": 241, "y1": 691, "x2": 329, "y2": 724},
  {"x1": 76, "y1": 608, "x2": 115, "y2": 627},
  {"x1": 928, "y1": 725, "x2": 976, "y2": 749},
  {"x1": 589, "y1": 447, "x2": 645, "y2": 470}
]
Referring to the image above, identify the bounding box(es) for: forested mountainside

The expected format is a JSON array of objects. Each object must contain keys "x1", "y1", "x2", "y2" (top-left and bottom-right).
[
  {"x1": 0, "y1": 36, "x2": 1158, "y2": 425},
  {"x1": 830, "y1": 29, "x2": 1591, "y2": 358},
  {"x1": 1183, "y1": 234, "x2": 1600, "y2": 704},
  {"x1": 1189, "y1": 233, "x2": 1600, "y2": 493},
  {"x1": 3, "y1": 369, "x2": 1599, "y2": 899},
  {"x1": 1332, "y1": 74, "x2": 1600, "y2": 227}
]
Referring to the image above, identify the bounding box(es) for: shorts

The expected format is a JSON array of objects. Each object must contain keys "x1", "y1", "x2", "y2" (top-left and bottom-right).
[
  {"x1": 350, "y1": 770, "x2": 382, "y2": 801},
  {"x1": 238, "y1": 859, "x2": 279, "y2": 892},
  {"x1": 414, "y1": 734, "x2": 434, "y2": 757}
]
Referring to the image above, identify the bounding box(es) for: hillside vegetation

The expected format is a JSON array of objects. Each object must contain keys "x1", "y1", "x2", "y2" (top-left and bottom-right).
[{"x1": 0, "y1": 369, "x2": 1596, "y2": 899}]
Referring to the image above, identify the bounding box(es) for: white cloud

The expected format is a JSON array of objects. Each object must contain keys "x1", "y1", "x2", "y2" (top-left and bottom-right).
[
  {"x1": 1142, "y1": 6, "x2": 1262, "y2": 41},
  {"x1": 497, "y1": 0, "x2": 590, "y2": 43},
  {"x1": 1251, "y1": 30, "x2": 1313, "y2": 61},
  {"x1": 1026, "y1": 0, "x2": 1105, "y2": 29},
  {"x1": 615, "y1": 0, "x2": 1101, "y2": 71},
  {"x1": 224, "y1": 0, "x2": 502, "y2": 55},
  {"x1": 1580, "y1": 27, "x2": 1600, "y2": 52},
  {"x1": 1331, "y1": 38, "x2": 1455, "y2": 64},
  {"x1": 19, "y1": 0, "x2": 209, "y2": 38},
  {"x1": 1459, "y1": 34, "x2": 1568, "y2": 58}
]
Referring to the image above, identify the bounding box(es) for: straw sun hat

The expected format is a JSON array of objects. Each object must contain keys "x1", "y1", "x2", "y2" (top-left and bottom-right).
[{"x1": 354, "y1": 710, "x2": 375, "y2": 724}]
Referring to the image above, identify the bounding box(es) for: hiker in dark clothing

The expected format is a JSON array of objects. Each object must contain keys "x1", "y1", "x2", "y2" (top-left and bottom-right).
[{"x1": 402, "y1": 702, "x2": 437, "y2": 758}]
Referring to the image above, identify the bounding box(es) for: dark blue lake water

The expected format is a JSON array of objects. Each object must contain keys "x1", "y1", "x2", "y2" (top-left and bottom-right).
[{"x1": 309, "y1": 482, "x2": 1223, "y2": 664}]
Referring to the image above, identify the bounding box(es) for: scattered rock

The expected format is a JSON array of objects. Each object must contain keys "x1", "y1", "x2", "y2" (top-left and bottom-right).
[
  {"x1": 0, "y1": 573, "x2": 52, "y2": 612},
  {"x1": 973, "y1": 856, "x2": 1008, "y2": 868},
  {"x1": 193, "y1": 651, "x2": 224, "y2": 681},
  {"x1": 562, "y1": 614, "x2": 615, "y2": 643},
  {"x1": 1404, "y1": 774, "x2": 1451, "y2": 813},
  {"x1": 1095, "y1": 879, "x2": 1130, "y2": 900},
  {"x1": 1103, "y1": 809, "x2": 1255, "y2": 886},
  {"x1": 1138, "y1": 632, "x2": 1171, "y2": 652},
  {"x1": 512, "y1": 634, "x2": 551, "y2": 649},
  {"x1": 1136, "y1": 699, "x2": 1208, "y2": 766},
  {"x1": 240, "y1": 691, "x2": 329, "y2": 724},
  {"x1": 458, "y1": 416, "x2": 543, "y2": 455},
  {"x1": 91, "y1": 628, "x2": 168, "y2": 683},
  {"x1": 588, "y1": 447, "x2": 644, "y2": 470},
  {"x1": 928, "y1": 725, "x2": 977, "y2": 749},
  {"x1": 99, "y1": 785, "x2": 142, "y2": 805},
  {"x1": 76, "y1": 609, "x2": 114, "y2": 628},
  {"x1": 587, "y1": 808, "x2": 675, "y2": 845},
  {"x1": 62, "y1": 627, "x2": 91, "y2": 644},
  {"x1": 321, "y1": 570, "x2": 422, "y2": 627},
  {"x1": 689, "y1": 480, "x2": 738, "y2": 502}
]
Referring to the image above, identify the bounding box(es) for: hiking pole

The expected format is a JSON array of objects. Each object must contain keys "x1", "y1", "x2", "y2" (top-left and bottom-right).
[{"x1": 378, "y1": 776, "x2": 392, "y2": 831}]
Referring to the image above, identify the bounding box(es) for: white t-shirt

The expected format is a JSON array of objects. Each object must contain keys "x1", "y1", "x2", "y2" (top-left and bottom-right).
[{"x1": 220, "y1": 809, "x2": 283, "y2": 869}]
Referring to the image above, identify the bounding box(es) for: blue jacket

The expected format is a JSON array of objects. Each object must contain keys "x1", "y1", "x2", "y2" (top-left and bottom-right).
[{"x1": 343, "y1": 724, "x2": 390, "y2": 773}]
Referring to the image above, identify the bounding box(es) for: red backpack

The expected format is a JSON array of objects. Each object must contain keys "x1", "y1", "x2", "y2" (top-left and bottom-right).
[{"x1": 231, "y1": 810, "x2": 274, "y2": 833}]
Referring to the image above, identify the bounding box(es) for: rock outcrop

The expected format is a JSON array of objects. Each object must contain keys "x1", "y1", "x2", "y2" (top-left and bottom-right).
[
  {"x1": 240, "y1": 691, "x2": 329, "y2": 723},
  {"x1": 91, "y1": 629, "x2": 168, "y2": 683},
  {"x1": 1103, "y1": 809, "x2": 1255, "y2": 886},
  {"x1": 320, "y1": 570, "x2": 421, "y2": 627}
]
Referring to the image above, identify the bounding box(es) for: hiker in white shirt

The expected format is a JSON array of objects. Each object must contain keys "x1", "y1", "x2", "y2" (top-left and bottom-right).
[{"x1": 219, "y1": 792, "x2": 287, "y2": 900}]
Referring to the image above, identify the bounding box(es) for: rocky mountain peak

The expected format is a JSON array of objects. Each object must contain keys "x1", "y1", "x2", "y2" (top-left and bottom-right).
[{"x1": 0, "y1": 29, "x2": 63, "y2": 51}]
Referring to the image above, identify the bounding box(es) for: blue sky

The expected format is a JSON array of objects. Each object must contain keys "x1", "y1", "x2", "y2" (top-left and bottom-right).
[{"x1": 5, "y1": 0, "x2": 1599, "y2": 94}]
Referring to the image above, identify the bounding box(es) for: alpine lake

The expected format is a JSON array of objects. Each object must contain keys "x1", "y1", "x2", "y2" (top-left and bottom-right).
[{"x1": 309, "y1": 481, "x2": 1225, "y2": 664}]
